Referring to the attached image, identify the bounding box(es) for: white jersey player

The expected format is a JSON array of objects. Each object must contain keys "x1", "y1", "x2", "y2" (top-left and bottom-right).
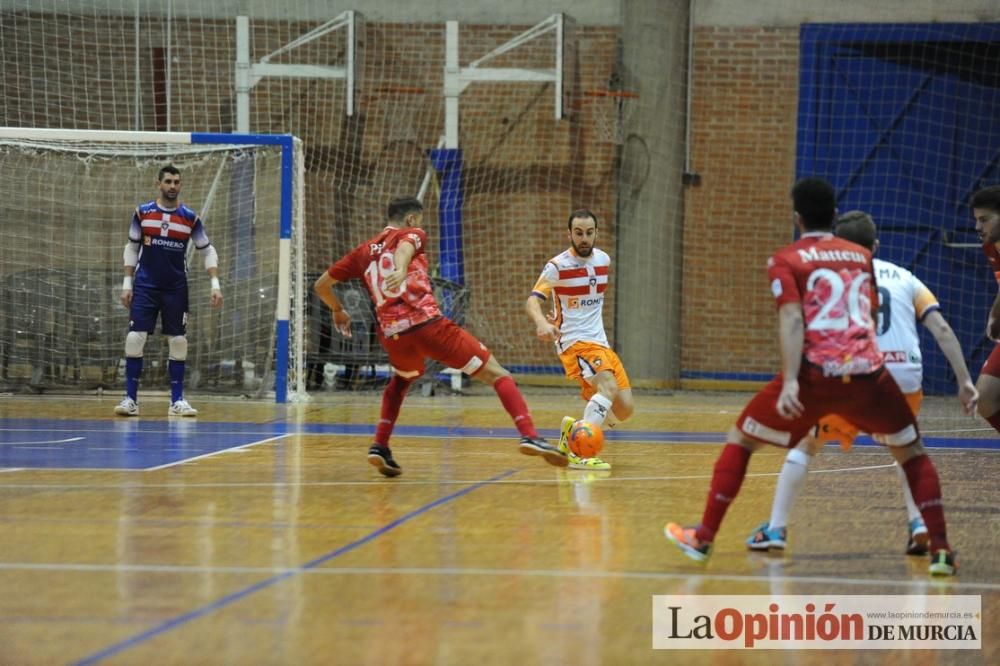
[{"x1": 526, "y1": 210, "x2": 635, "y2": 471}]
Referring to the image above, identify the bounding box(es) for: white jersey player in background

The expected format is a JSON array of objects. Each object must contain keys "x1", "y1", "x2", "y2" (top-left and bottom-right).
[
  {"x1": 526, "y1": 209, "x2": 635, "y2": 470},
  {"x1": 746, "y1": 210, "x2": 978, "y2": 554}
]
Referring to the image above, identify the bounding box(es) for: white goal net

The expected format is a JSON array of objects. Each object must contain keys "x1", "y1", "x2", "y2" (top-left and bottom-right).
[{"x1": 0, "y1": 132, "x2": 305, "y2": 398}]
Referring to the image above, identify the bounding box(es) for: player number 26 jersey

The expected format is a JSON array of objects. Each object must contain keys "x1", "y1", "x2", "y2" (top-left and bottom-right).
[{"x1": 768, "y1": 233, "x2": 883, "y2": 377}]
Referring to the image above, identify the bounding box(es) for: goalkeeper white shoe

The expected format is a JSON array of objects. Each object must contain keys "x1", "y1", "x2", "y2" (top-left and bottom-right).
[
  {"x1": 114, "y1": 397, "x2": 138, "y2": 417},
  {"x1": 168, "y1": 399, "x2": 198, "y2": 417}
]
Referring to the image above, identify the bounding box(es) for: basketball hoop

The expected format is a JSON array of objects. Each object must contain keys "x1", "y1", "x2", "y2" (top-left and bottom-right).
[
  {"x1": 583, "y1": 89, "x2": 649, "y2": 193},
  {"x1": 583, "y1": 89, "x2": 639, "y2": 145}
]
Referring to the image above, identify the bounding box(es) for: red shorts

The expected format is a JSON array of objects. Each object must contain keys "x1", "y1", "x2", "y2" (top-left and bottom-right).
[
  {"x1": 737, "y1": 365, "x2": 919, "y2": 448},
  {"x1": 378, "y1": 317, "x2": 491, "y2": 379},
  {"x1": 981, "y1": 343, "x2": 1000, "y2": 378}
]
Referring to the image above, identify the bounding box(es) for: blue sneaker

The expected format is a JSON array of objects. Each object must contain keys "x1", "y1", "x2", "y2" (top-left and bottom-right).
[
  {"x1": 746, "y1": 521, "x2": 787, "y2": 551},
  {"x1": 906, "y1": 517, "x2": 929, "y2": 556}
]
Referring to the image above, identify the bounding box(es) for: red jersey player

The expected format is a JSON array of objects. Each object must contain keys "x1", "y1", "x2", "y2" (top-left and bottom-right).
[
  {"x1": 663, "y1": 178, "x2": 958, "y2": 576},
  {"x1": 313, "y1": 196, "x2": 566, "y2": 476},
  {"x1": 971, "y1": 185, "x2": 1000, "y2": 435}
]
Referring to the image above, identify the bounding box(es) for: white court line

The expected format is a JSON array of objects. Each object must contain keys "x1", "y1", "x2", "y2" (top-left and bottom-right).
[
  {"x1": 0, "y1": 562, "x2": 996, "y2": 592},
  {"x1": 145, "y1": 434, "x2": 292, "y2": 471},
  {"x1": 0, "y1": 468, "x2": 24, "y2": 473},
  {"x1": 922, "y1": 427, "x2": 996, "y2": 434},
  {"x1": 1, "y1": 427, "x2": 994, "y2": 450},
  {"x1": 0, "y1": 436, "x2": 85, "y2": 446},
  {"x1": 0, "y1": 427, "x2": 292, "y2": 436},
  {"x1": 0, "y1": 463, "x2": 896, "y2": 489}
]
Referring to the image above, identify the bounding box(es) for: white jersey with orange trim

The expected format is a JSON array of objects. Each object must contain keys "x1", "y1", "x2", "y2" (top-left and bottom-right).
[
  {"x1": 873, "y1": 258, "x2": 940, "y2": 393},
  {"x1": 531, "y1": 247, "x2": 610, "y2": 353}
]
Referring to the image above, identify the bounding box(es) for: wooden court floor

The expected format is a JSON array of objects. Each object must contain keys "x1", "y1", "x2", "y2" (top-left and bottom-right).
[{"x1": 0, "y1": 388, "x2": 997, "y2": 665}]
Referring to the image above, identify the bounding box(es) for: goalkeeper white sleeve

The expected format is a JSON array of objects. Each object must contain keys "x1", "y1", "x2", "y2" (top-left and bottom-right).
[
  {"x1": 199, "y1": 244, "x2": 219, "y2": 270},
  {"x1": 123, "y1": 241, "x2": 139, "y2": 267}
]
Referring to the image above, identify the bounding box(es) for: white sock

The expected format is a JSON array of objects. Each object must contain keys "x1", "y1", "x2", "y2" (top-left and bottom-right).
[
  {"x1": 896, "y1": 463, "x2": 922, "y2": 523},
  {"x1": 769, "y1": 448, "x2": 811, "y2": 529},
  {"x1": 582, "y1": 393, "x2": 613, "y2": 427}
]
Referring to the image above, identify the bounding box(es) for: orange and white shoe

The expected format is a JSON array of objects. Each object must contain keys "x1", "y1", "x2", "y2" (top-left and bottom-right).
[{"x1": 664, "y1": 522, "x2": 712, "y2": 562}]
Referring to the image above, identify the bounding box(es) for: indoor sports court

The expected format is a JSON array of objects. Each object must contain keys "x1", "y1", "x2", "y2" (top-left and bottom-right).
[
  {"x1": 2, "y1": 0, "x2": 999, "y2": 663},
  {"x1": 1, "y1": 390, "x2": 997, "y2": 663}
]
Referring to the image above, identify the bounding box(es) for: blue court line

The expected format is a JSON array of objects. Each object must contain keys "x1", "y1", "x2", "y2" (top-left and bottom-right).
[{"x1": 71, "y1": 468, "x2": 518, "y2": 665}]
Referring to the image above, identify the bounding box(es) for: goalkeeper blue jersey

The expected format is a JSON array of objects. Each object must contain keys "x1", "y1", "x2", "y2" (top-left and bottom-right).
[{"x1": 130, "y1": 200, "x2": 210, "y2": 290}]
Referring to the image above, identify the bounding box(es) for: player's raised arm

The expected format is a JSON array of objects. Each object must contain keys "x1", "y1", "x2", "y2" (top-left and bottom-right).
[{"x1": 313, "y1": 272, "x2": 352, "y2": 338}]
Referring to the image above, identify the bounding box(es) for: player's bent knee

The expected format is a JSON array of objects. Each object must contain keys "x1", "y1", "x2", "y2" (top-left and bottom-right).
[
  {"x1": 124, "y1": 331, "x2": 147, "y2": 357},
  {"x1": 890, "y1": 439, "x2": 925, "y2": 464},
  {"x1": 471, "y1": 355, "x2": 507, "y2": 383},
  {"x1": 168, "y1": 335, "x2": 188, "y2": 361}
]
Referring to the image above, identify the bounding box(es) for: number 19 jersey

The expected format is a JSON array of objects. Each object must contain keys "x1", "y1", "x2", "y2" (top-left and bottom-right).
[
  {"x1": 327, "y1": 226, "x2": 440, "y2": 337},
  {"x1": 767, "y1": 232, "x2": 884, "y2": 377}
]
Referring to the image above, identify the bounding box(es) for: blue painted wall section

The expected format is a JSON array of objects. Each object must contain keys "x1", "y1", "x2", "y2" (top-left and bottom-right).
[{"x1": 797, "y1": 23, "x2": 1000, "y2": 393}]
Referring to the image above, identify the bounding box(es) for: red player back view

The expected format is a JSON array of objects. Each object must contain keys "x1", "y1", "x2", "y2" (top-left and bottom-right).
[
  {"x1": 769, "y1": 232, "x2": 883, "y2": 378},
  {"x1": 664, "y1": 178, "x2": 956, "y2": 577},
  {"x1": 330, "y1": 225, "x2": 440, "y2": 337}
]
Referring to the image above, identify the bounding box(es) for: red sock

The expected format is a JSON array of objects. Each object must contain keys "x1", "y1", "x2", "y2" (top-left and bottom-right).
[
  {"x1": 696, "y1": 444, "x2": 752, "y2": 543},
  {"x1": 374, "y1": 375, "x2": 412, "y2": 447},
  {"x1": 493, "y1": 375, "x2": 537, "y2": 438},
  {"x1": 902, "y1": 454, "x2": 950, "y2": 552},
  {"x1": 987, "y1": 410, "x2": 1000, "y2": 436}
]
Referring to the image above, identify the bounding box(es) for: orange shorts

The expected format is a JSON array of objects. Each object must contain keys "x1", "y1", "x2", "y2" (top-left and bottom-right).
[
  {"x1": 816, "y1": 390, "x2": 923, "y2": 450},
  {"x1": 558, "y1": 341, "x2": 631, "y2": 401}
]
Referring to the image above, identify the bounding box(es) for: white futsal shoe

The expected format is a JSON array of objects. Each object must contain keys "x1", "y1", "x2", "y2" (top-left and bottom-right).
[
  {"x1": 114, "y1": 397, "x2": 139, "y2": 416},
  {"x1": 168, "y1": 399, "x2": 198, "y2": 417}
]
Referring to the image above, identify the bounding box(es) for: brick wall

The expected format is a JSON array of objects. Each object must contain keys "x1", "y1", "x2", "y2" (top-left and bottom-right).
[
  {"x1": 1, "y1": 12, "x2": 810, "y2": 381},
  {"x1": 682, "y1": 26, "x2": 800, "y2": 378}
]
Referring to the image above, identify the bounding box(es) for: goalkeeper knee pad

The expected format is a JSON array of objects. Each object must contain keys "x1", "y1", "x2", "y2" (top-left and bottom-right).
[
  {"x1": 124, "y1": 331, "x2": 147, "y2": 357},
  {"x1": 168, "y1": 335, "x2": 188, "y2": 361}
]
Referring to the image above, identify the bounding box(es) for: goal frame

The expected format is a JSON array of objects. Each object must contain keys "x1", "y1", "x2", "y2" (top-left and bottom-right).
[{"x1": 0, "y1": 127, "x2": 306, "y2": 403}]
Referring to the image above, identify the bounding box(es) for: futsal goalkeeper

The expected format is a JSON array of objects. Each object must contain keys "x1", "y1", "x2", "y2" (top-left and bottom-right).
[{"x1": 114, "y1": 165, "x2": 223, "y2": 418}]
